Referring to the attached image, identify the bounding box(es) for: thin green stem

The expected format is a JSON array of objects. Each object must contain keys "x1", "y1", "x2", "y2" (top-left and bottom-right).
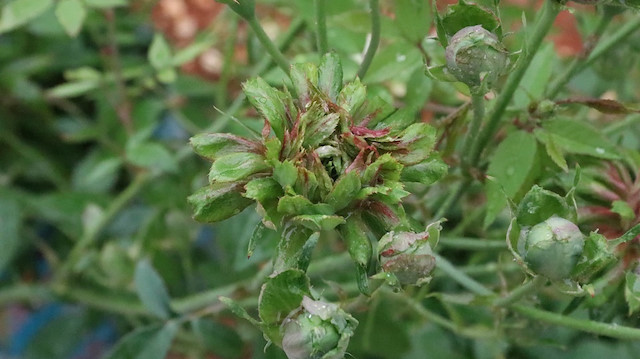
[
  {"x1": 470, "y1": 0, "x2": 560, "y2": 166},
  {"x1": 357, "y1": 0, "x2": 380, "y2": 80},
  {"x1": 0, "y1": 284, "x2": 52, "y2": 306},
  {"x1": 438, "y1": 237, "x2": 507, "y2": 251},
  {"x1": 0, "y1": 131, "x2": 68, "y2": 190},
  {"x1": 55, "y1": 285, "x2": 149, "y2": 316},
  {"x1": 217, "y1": 16, "x2": 239, "y2": 107},
  {"x1": 511, "y1": 304, "x2": 640, "y2": 340},
  {"x1": 315, "y1": 0, "x2": 328, "y2": 54},
  {"x1": 56, "y1": 173, "x2": 150, "y2": 281},
  {"x1": 433, "y1": 253, "x2": 494, "y2": 296},
  {"x1": 382, "y1": 288, "x2": 494, "y2": 339},
  {"x1": 584, "y1": 17, "x2": 640, "y2": 69},
  {"x1": 462, "y1": 92, "x2": 485, "y2": 172},
  {"x1": 434, "y1": 180, "x2": 466, "y2": 219},
  {"x1": 247, "y1": 17, "x2": 290, "y2": 76},
  {"x1": 493, "y1": 276, "x2": 546, "y2": 307},
  {"x1": 546, "y1": 13, "x2": 613, "y2": 99},
  {"x1": 436, "y1": 251, "x2": 640, "y2": 340}
]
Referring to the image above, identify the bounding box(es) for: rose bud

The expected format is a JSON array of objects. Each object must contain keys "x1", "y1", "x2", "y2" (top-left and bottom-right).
[
  {"x1": 520, "y1": 216, "x2": 585, "y2": 281},
  {"x1": 281, "y1": 296, "x2": 358, "y2": 359},
  {"x1": 377, "y1": 230, "x2": 436, "y2": 285},
  {"x1": 445, "y1": 25, "x2": 508, "y2": 93}
]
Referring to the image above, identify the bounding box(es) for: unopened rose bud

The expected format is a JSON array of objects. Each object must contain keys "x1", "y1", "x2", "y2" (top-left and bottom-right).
[
  {"x1": 445, "y1": 25, "x2": 508, "y2": 93},
  {"x1": 520, "y1": 216, "x2": 585, "y2": 281},
  {"x1": 377, "y1": 230, "x2": 436, "y2": 285},
  {"x1": 281, "y1": 297, "x2": 357, "y2": 359}
]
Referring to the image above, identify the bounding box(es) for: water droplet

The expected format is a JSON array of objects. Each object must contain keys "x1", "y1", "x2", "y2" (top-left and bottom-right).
[
  {"x1": 595, "y1": 147, "x2": 605, "y2": 155},
  {"x1": 396, "y1": 54, "x2": 406, "y2": 62}
]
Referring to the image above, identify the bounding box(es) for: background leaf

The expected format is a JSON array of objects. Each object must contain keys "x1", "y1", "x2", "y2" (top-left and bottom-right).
[
  {"x1": 0, "y1": 0, "x2": 53, "y2": 33},
  {"x1": 541, "y1": 118, "x2": 620, "y2": 160},
  {"x1": 103, "y1": 322, "x2": 178, "y2": 359},
  {"x1": 55, "y1": 0, "x2": 85, "y2": 37},
  {"x1": 134, "y1": 259, "x2": 173, "y2": 319}
]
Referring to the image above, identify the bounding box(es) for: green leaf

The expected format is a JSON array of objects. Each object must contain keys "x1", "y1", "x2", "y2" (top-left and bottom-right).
[
  {"x1": 290, "y1": 62, "x2": 318, "y2": 105},
  {"x1": 487, "y1": 131, "x2": 539, "y2": 199},
  {"x1": 572, "y1": 232, "x2": 615, "y2": 282},
  {"x1": 208, "y1": 152, "x2": 268, "y2": 183},
  {"x1": 513, "y1": 43, "x2": 555, "y2": 109},
  {"x1": 612, "y1": 200, "x2": 635, "y2": 221},
  {"x1": 126, "y1": 142, "x2": 177, "y2": 173},
  {"x1": 45, "y1": 80, "x2": 101, "y2": 98},
  {"x1": 277, "y1": 194, "x2": 314, "y2": 215},
  {"x1": 192, "y1": 319, "x2": 244, "y2": 359},
  {"x1": 340, "y1": 214, "x2": 372, "y2": 268},
  {"x1": 84, "y1": 0, "x2": 127, "y2": 8},
  {"x1": 440, "y1": 2, "x2": 500, "y2": 38},
  {"x1": 0, "y1": 196, "x2": 22, "y2": 273},
  {"x1": 362, "y1": 154, "x2": 404, "y2": 185},
  {"x1": 400, "y1": 155, "x2": 448, "y2": 185},
  {"x1": 55, "y1": 0, "x2": 85, "y2": 37},
  {"x1": 326, "y1": 170, "x2": 361, "y2": 212},
  {"x1": 625, "y1": 271, "x2": 640, "y2": 315},
  {"x1": 242, "y1": 77, "x2": 288, "y2": 141},
  {"x1": 339, "y1": 214, "x2": 372, "y2": 294},
  {"x1": 273, "y1": 160, "x2": 298, "y2": 189},
  {"x1": 338, "y1": 78, "x2": 367, "y2": 115},
  {"x1": 394, "y1": 123, "x2": 437, "y2": 165},
  {"x1": 148, "y1": 34, "x2": 173, "y2": 70},
  {"x1": 247, "y1": 221, "x2": 266, "y2": 259},
  {"x1": 300, "y1": 104, "x2": 340, "y2": 148},
  {"x1": 516, "y1": 185, "x2": 572, "y2": 226},
  {"x1": 72, "y1": 154, "x2": 121, "y2": 194},
  {"x1": 404, "y1": 67, "x2": 433, "y2": 110},
  {"x1": 541, "y1": 118, "x2": 620, "y2": 160},
  {"x1": 290, "y1": 214, "x2": 346, "y2": 232},
  {"x1": 244, "y1": 177, "x2": 283, "y2": 203},
  {"x1": 534, "y1": 129, "x2": 568, "y2": 172},
  {"x1": 356, "y1": 183, "x2": 410, "y2": 203},
  {"x1": 483, "y1": 176, "x2": 507, "y2": 228},
  {"x1": 103, "y1": 322, "x2": 178, "y2": 359},
  {"x1": 364, "y1": 41, "x2": 423, "y2": 84},
  {"x1": 0, "y1": 0, "x2": 53, "y2": 34},
  {"x1": 190, "y1": 133, "x2": 261, "y2": 161},
  {"x1": 318, "y1": 52, "x2": 343, "y2": 101},
  {"x1": 259, "y1": 269, "x2": 311, "y2": 325},
  {"x1": 134, "y1": 259, "x2": 172, "y2": 319},
  {"x1": 188, "y1": 183, "x2": 253, "y2": 223},
  {"x1": 395, "y1": 0, "x2": 430, "y2": 44}
]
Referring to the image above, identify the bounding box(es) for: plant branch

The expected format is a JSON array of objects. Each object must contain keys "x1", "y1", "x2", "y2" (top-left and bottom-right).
[
  {"x1": 438, "y1": 237, "x2": 508, "y2": 251},
  {"x1": 462, "y1": 92, "x2": 485, "y2": 172},
  {"x1": 382, "y1": 288, "x2": 495, "y2": 339},
  {"x1": 56, "y1": 173, "x2": 150, "y2": 281},
  {"x1": 511, "y1": 304, "x2": 640, "y2": 340},
  {"x1": 104, "y1": 9, "x2": 133, "y2": 134},
  {"x1": 357, "y1": 0, "x2": 380, "y2": 80},
  {"x1": 546, "y1": 12, "x2": 614, "y2": 99},
  {"x1": 436, "y1": 252, "x2": 640, "y2": 340},
  {"x1": 493, "y1": 275, "x2": 546, "y2": 307},
  {"x1": 247, "y1": 17, "x2": 291, "y2": 76},
  {"x1": 434, "y1": 180, "x2": 466, "y2": 220},
  {"x1": 433, "y1": 253, "x2": 494, "y2": 296},
  {"x1": 470, "y1": 0, "x2": 560, "y2": 166},
  {"x1": 315, "y1": 0, "x2": 329, "y2": 54}
]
